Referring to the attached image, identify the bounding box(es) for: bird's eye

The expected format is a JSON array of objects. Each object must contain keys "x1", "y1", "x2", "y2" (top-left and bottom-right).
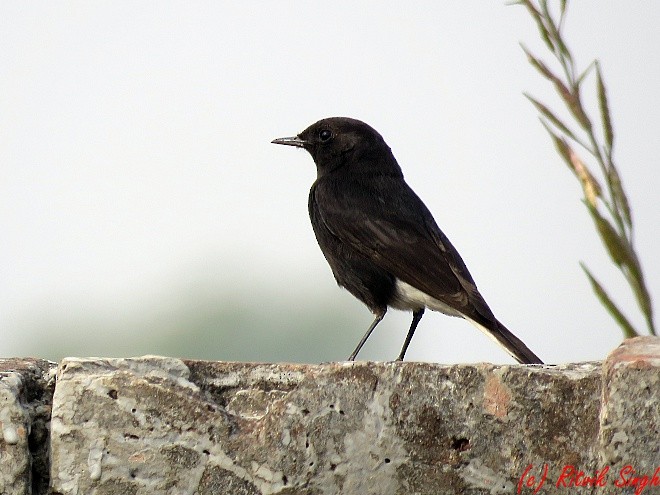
[{"x1": 319, "y1": 129, "x2": 332, "y2": 142}]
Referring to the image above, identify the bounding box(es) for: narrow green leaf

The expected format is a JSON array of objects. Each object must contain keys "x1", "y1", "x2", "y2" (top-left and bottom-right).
[
  {"x1": 569, "y1": 149, "x2": 601, "y2": 206},
  {"x1": 608, "y1": 166, "x2": 632, "y2": 229},
  {"x1": 596, "y1": 62, "x2": 614, "y2": 152},
  {"x1": 521, "y1": 47, "x2": 591, "y2": 132},
  {"x1": 585, "y1": 203, "x2": 652, "y2": 329},
  {"x1": 559, "y1": 84, "x2": 592, "y2": 132},
  {"x1": 581, "y1": 263, "x2": 638, "y2": 338},
  {"x1": 554, "y1": 34, "x2": 572, "y2": 64},
  {"x1": 521, "y1": 45, "x2": 555, "y2": 81},
  {"x1": 585, "y1": 203, "x2": 627, "y2": 267},
  {"x1": 540, "y1": 121, "x2": 573, "y2": 169},
  {"x1": 521, "y1": 45, "x2": 591, "y2": 131},
  {"x1": 520, "y1": 1, "x2": 555, "y2": 52},
  {"x1": 646, "y1": 316, "x2": 656, "y2": 336},
  {"x1": 617, "y1": 247, "x2": 654, "y2": 331},
  {"x1": 524, "y1": 93, "x2": 578, "y2": 141},
  {"x1": 576, "y1": 61, "x2": 596, "y2": 87},
  {"x1": 540, "y1": 0, "x2": 572, "y2": 62},
  {"x1": 628, "y1": 267, "x2": 654, "y2": 331},
  {"x1": 541, "y1": 129, "x2": 601, "y2": 205}
]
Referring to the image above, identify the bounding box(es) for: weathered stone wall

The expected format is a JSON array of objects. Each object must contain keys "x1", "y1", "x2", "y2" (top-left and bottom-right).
[
  {"x1": 0, "y1": 337, "x2": 658, "y2": 495},
  {"x1": 0, "y1": 358, "x2": 54, "y2": 495}
]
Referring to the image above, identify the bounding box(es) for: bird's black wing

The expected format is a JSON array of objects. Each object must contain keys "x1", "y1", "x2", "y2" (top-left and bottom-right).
[{"x1": 313, "y1": 174, "x2": 496, "y2": 325}]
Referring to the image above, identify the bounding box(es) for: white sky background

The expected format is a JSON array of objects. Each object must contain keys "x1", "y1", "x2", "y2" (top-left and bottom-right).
[{"x1": 1, "y1": 2, "x2": 658, "y2": 364}]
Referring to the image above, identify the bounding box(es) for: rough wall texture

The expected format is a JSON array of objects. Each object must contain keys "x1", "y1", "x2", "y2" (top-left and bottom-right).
[
  {"x1": 0, "y1": 358, "x2": 56, "y2": 495},
  {"x1": 1, "y1": 337, "x2": 658, "y2": 495}
]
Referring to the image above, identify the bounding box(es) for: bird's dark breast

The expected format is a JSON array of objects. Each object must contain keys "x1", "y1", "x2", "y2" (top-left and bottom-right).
[{"x1": 308, "y1": 183, "x2": 394, "y2": 313}]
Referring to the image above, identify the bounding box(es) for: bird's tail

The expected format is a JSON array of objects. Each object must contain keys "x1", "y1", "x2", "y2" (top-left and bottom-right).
[{"x1": 468, "y1": 317, "x2": 544, "y2": 364}]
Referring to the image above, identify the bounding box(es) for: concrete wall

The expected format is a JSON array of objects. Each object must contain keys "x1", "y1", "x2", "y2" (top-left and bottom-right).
[{"x1": 0, "y1": 336, "x2": 658, "y2": 495}]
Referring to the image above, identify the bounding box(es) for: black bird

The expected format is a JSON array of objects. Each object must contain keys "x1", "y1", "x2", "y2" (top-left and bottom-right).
[{"x1": 272, "y1": 117, "x2": 543, "y2": 364}]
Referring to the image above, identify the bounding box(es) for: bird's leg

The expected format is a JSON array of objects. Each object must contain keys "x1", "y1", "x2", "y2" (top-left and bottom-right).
[
  {"x1": 396, "y1": 308, "x2": 424, "y2": 361},
  {"x1": 347, "y1": 310, "x2": 386, "y2": 361}
]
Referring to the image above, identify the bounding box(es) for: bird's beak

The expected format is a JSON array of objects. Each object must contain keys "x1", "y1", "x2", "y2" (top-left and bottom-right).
[{"x1": 271, "y1": 136, "x2": 306, "y2": 148}]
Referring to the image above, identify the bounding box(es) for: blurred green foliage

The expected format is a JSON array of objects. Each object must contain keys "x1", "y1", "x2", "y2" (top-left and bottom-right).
[{"x1": 25, "y1": 285, "x2": 371, "y2": 363}]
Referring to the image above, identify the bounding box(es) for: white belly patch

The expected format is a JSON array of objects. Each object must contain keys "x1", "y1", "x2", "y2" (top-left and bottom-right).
[
  {"x1": 391, "y1": 279, "x2": 464, "y2": 317},
  {"x1": 391, "y1": 279, "x2": 521, "y2": 361}
]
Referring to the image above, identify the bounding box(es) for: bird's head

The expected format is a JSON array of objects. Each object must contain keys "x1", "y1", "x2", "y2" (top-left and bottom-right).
[{"x1": 272, "y1": 117, "x2": 401, "y2": 178}]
